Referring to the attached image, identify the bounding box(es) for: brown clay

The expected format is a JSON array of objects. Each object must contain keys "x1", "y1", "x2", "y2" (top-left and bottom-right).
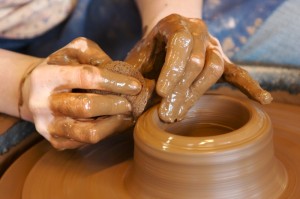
[
  {"x1": 50, "y1": 92, "x2": 133, "y2": 118},
  {"x1": 126, "y1": 95, "x2": 286, "y2": 199},
  {"x1": 46, "y1": 39, "x2": 154, "y2": 146},
  {"x1": 1, "y1": 95, "x2": 300, "y2": 199},
  {"x1": 47, "y1": 38, "x2": 152, "y2": 120},
  {"x1": 0, "y1": 140, "x2": 51, "y2": 199},
  {"x1": 88, "y1": 61, "x2": 155, "y2": 119},
  {"x1": 125, "y1": 14, "x2": 272, "y2": 123},
  {"x1": 222, "y1": 62, "x2": 273, "y2": 104},
  {"x1": 47, "y1": 34, "x2": 271, "y2": 124}
]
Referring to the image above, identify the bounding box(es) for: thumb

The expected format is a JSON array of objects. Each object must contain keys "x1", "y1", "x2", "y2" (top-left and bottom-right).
[{"x1": 48, "y1": 37, "x2": 112, "y2": 66}]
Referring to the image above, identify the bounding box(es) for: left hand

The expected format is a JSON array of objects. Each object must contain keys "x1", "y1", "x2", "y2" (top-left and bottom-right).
[
  {"x1": 126, "y1": 14, "x2": 272, "y2": 123},
  {"x1": 25, "y1": 37, "x2": 141, "y2": 149}
]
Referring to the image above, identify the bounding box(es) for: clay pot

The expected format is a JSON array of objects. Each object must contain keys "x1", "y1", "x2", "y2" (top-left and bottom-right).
[{"x1": 126, "y1": 94, "x2": 288, "y2": 199}]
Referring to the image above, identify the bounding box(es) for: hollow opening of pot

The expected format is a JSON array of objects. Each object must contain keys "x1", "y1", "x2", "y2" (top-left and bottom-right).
[{"x1": 164, "y1": 96, "x2": 251, "y2": 137}]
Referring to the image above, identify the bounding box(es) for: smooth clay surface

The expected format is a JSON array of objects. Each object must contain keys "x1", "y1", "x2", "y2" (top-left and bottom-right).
[
  {"x1": 1, "y1": 95, "x2": 300, "y2": 199},
  {"x1": 126, "y1": 94, "x2": 287, "y2": 199}
]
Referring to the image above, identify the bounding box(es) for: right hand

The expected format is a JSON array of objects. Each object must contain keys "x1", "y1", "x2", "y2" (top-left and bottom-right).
[
  {"x1": 126, "y1": 14, "x2": 272, "y2": 123},
  {"x1": 24, "y1": 37, "x2": 142, "y2": 150}
]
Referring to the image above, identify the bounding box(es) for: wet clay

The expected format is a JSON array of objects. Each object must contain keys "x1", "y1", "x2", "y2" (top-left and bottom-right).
[
  {"x1": 50, "y1": 93, "x2": 133, "y2": 118},
  {"x1": 222, "y1": 62, "x2": 273, "y2": 104},
  {"x1": 125, "y1": 14, "x2": 272, "y2": 123},
  {"x1": 87, "y1": 61, "x2": 155, "y2": 119},
  {"x1": 47, "y1": 38, "x2": 154, "y2": 119},
  {"x1": 126, "y1": 95, "x2": 286, "y2": 199},
  {"x1": 47, "y1": 37, "x2": 112, "y2": 67},
  {"x1": 47, "y1": 34, "x2": 271, "y2": 124},
  {"x1": 2, "y1": 95, "x2": 300, "y2": 199}
]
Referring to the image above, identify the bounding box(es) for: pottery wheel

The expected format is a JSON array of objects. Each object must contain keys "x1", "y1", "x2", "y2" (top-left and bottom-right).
[{"x1": 0, "y1": 102, "x2": 300, "y2": 199}]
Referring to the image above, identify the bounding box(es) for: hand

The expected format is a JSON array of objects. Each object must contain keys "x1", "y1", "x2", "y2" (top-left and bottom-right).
[
  {"x1": 126, "y1": 14, "x2": 272, "y2": 123},
  {"x1": 24, "y1": 37, "x2": 141, "y2": 149}
]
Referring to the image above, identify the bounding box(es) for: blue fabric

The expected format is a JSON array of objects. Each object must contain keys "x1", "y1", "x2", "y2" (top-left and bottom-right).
[
  {"x1": 203, "y1": 0, "x2": 300, "y2": 68},
  {"x1": 1, "y1": 0, "x2": 299, "y2": 66},
  {"x1": 232, "y1": 0, "x2": 300, "y2": 67},
  {"x1": 1, "y1": 0, "x2": 291, "y2": 65},
  {"x1": 0, "y1": 121, "x2": 35, "y2": 154},
  {"x1": 203, "y1": 0, "x2": 284, "y2": 58},
  {"x1": 0, "y1": 0, "x2": 142, "y2": 60}
]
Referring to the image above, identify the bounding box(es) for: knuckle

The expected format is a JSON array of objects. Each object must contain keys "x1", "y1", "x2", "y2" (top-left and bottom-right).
[
  {"x1": 87, "y1": 129, "x2": 102, "y2": 144},
  {"x1": 210, "y1": 63, "x2": 224, "y2": 78},
  {"x1": 69, "y1": 37, "x2": 88, "y2": 47},
  {"x1": 173, "y1": 31, "x2": 193, "y2": 47},
  {"x1": 28, "y1": 97, "x2": 47, "y2": 116},
  {"x1": 74, "y1": 95, "x2": 93, "y2": 117},
  {"x1": 50, "y1": 139, "x2": 65, "y2": 150},
  {"x1": 70, "y1": 124, "x2": 101, "y2": 144},
  {"x1": 50, "y1": 140, "x2": 62, "y2": 149},
  {"x1": 75, "y1": 36, "x2": 86, "y2": 42},
  {"x1": 189, "y1": 54, "x2": 205, "y2": 71},
  {"x1": 158, "y1": 14, "x2": 180, "y2": 26},
  {"x1": 34, "y1": 119, "x2": 53, "y2": 142},
  {"x1": 77, "y1": 66, "x2": 95, "y2": 87},
  {"x1": 34, "y1": 121, "x2": 45, "y2": 137}
]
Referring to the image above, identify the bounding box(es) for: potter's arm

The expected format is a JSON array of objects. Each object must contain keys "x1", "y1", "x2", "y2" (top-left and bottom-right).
[
  {"x1": 0, "y1": 49, "x2": 41, "y2": 120},
  {"x1": 135, "y1": 0, "x2": 203, "y2": 35}
]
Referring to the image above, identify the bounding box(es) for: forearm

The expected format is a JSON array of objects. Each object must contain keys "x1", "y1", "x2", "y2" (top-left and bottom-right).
[
  {"x1": 0, "y1": 49, "x2": 41, "y2": 120},
  {"x1": 135, "y1": 0, "x2": 203, "y2": 34}
]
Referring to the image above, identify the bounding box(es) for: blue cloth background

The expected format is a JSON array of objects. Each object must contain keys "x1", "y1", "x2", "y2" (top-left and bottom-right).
[
  {"x1": 0, "y1": 0, "x2": 142, "y2": 60},
  {"x1": 232, "y1": 0, "x2": 300, "y2": 67},
  {"x1": 0, "y1": 0, "x2": 299, "y2": 66}
]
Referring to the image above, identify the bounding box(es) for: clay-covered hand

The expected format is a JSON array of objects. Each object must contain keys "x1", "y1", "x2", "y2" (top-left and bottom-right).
[
  {"x1": 125, "y1": 14, "x2": 272, "y2": 123},
  {"x1": 25, "y1": 37, "x2": 141, "y2": 149}
]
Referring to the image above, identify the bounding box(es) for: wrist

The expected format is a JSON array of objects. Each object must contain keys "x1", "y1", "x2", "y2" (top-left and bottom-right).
[
  {"x1": 135, "y1": 0, "x2": 203, "y2": 35},
  {"x1": 0, "y1": 49, "x2": 42, "y2": 120},
  {"x1": 19, "y1": 59, "x2": 43, "y2": 121}
]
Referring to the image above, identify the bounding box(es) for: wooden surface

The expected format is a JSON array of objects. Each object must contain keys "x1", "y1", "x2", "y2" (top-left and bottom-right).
[
  {"x1": 0, "y1": 132, "x2": 42, "y2": 176},
  {"x1": 0, "y1": 113, "x2": 40, "y2": 176},
  {"x1": 0, "y1": 114, "x2": 19, "y2": 135}
]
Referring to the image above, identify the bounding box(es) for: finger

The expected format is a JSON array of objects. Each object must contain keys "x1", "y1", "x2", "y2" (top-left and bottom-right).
[
  {"x1": 48, "y1": 37, "x2": 112, "y2": 66},
  {"x1": 158, "y1": 89, "x2": 188, "y2": 123},
  {"x1": 178, "y1": 48, "x2": 224, "y2": 121},
  {"x1": 156, "y1": 30, "x2": 193, "y2": 97},
  {"x1": 222, "y1": 61, "x2": 273, "y2": 104},
  {"x1": 182, "y1": 32, "x2": 207, "y2": 88},
  {"x1": 49, "y1": 115, "x2": 133, "y2": 144},
  {"x1": 50, "y1": 93, "x2": 132, "y2": 118},
  {"x1": 158, "y1": 31, "x2": 208, "y2": 121},
  {"x1": 37, "y1": 65, "x2": 141, "y2": 95},
  {"x1": 125, "y1": 38, "x2": 156, "y2": 72},
  {"x1": 49, "y1": 136, "x2": 86, "y2": 150}
]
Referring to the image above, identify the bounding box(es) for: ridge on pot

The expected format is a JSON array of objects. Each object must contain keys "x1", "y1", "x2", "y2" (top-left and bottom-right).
[{"x1": 125, "y1": 95, "x2": 288, "y2": 199}]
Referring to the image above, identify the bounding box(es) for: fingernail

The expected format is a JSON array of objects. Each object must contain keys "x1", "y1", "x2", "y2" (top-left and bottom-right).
[
  {"x1": 159, "y1": 102, "x2": 176, "y2": 123},
  {"x1": 260, "y1": 91, "x2": 273, "y2": 104},
  {"x1": 129, "y1": 80, "x2": 142, "y2": 92}
]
